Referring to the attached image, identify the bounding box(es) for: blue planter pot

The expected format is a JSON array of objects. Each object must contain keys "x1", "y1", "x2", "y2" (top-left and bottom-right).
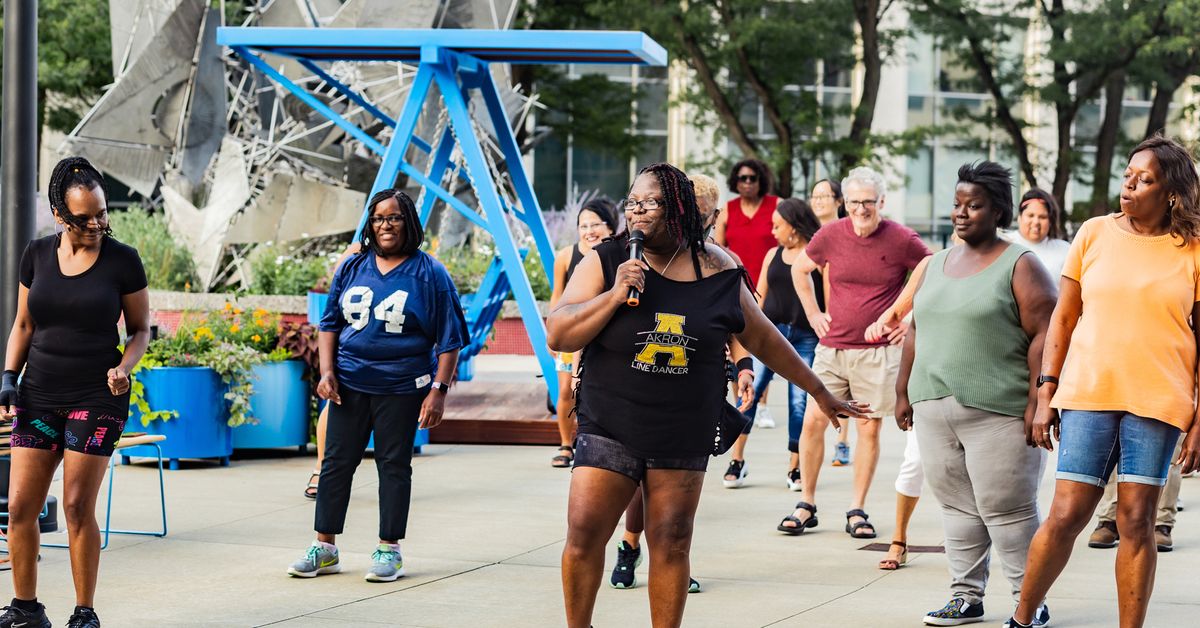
[
  {"x1": 308, "y1": 291, "x2": 330, "y2": 325},
  {"x1": 316, "y1": 398, "x2": 430, "y2": 453},
  {"x1": 233, "y1": 360, "x2": 310, "y2": 451},
  {"x1": 126, "y1": 367, "x2": 232, "y2": 470}
]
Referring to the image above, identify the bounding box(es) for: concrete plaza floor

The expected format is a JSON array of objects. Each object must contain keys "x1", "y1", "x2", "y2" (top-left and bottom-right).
[{"x1": 8, "y1": 355, "x2": 1200, "y2": 627}]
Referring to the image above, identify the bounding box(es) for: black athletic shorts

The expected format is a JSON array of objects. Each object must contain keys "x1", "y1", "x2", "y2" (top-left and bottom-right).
[
  {"x1": 11, "y1": 406, "x2": 127, "y2": 457},
  {"x1": 573, "y1": 433, "x2": 708, "y2": 483}
]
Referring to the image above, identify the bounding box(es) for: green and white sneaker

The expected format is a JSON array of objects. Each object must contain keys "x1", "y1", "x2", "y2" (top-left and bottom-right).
[
  {"x1": 288, "y1": 541, "x2": 342, "y2": 578},
  {"x1": 365, "y1": 543, "x2": 405, "y2": 582}
]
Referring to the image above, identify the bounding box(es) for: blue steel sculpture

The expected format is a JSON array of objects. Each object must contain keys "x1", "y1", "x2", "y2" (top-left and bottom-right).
[{"x1": 217, "y1": 28, "x2": 667, "y2": 404}]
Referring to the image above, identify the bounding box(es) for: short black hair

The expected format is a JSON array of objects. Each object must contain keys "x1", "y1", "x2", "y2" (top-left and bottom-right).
[
  {"x1": 956, "y1": 161, "x2": 1014, "y2": 229},
  {"x1": 776, "y1": 198, "x2": 822, "y2": 243},
  {"x1": 1018, "y1": 188, "x2": 1062, "y2": 240},
  {"x1": 727, "y1": 158, "x2": 773, "y2": 198},
  {"x1": 359, "y1": 188, "x2": 422, "y2": 257},
  {"x1": 579, "y1": 196, "x2": 619, "y2": 233},
  {"x1": 814, "y1": 178, "x2": 846, "y2": 218},
  {"x1": 48, "y1": 156, "x2": 110, "y2": 236}
]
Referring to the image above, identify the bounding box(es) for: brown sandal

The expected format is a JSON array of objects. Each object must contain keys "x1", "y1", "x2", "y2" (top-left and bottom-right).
[{"x1": 878, "y1": 541, "x2": 907, "y2": 570}]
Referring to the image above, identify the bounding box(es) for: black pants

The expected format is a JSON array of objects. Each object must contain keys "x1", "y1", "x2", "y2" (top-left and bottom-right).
[{"x1": 315, "y1": 387, "x2": 424, "y2": 541}]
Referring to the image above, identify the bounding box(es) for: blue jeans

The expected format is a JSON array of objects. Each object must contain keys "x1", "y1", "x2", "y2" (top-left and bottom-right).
[
  {"x1": 743, "y1": 324, "x2": 819, "y2": 452},
  {"x1": 1056, "y1": 409, "x2": 1181, "y2": 487}
]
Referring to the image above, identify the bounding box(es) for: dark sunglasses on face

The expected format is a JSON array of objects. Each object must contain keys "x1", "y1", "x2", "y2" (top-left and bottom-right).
[
  {"x1": 370, "y1": 215, "x2": 404, "y2": 226},
  {"x1": 737, "y1": 175, "x2": 758, "y2": 183}
]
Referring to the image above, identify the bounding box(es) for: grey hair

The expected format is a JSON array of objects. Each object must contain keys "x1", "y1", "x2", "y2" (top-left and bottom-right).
[{"x1": 841, "y1": 166, "x2": 887, "y2": 200}]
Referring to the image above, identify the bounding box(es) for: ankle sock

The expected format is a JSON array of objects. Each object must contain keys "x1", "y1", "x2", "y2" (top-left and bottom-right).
[
  {"x1": 74, "y1": 605, "x2": 95, "y2": 615},
  {"x1": 1008, "y1": 619, "x2": 1032, "y2": 628},
  {"x1": 11, "y1": 598, "x2": 39, "y2": 613}
]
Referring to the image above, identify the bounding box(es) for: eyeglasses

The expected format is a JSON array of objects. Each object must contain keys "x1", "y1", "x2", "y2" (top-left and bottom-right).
[
  {"x1": 369, "y1": 215, "x2": 405, "y2": 226},
  {"x1": 845, "y1": 199, "x2": 879, "y2": 210},
  {"x1": 622, "y1": 197, "x2": 664, "y2": 212},
  {"x1": 737, "y1": 175, "x2": 758, "y2": 184},
  {"x1": 810, "y1": 194, "x2": 836, "y2": 201}
]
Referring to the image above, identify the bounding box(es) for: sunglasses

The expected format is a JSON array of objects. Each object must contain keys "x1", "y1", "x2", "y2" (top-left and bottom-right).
[{"x1": 737, "y1": 175, "x2": 758, "y2": 184}]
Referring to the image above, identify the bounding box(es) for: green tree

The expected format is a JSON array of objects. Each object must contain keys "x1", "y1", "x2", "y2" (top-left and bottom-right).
[
  {"x1": 0, "y1": 0, "x2": 114, "y2": 135},
  {"x1": 910, "y1": 0, "x2": 1169, "y2": 216}
]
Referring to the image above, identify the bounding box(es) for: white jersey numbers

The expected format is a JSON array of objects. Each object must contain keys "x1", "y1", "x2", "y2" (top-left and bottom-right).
[{"x1": 341, "y1": 287, "x2": 409, "y2": 333}]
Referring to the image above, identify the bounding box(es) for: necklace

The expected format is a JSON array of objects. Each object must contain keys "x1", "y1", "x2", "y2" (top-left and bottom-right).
[{"x1": 646, "y1": 245, "x2": 682, "y2": 276}]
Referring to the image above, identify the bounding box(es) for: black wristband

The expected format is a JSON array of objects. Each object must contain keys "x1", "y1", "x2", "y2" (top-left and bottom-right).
[
  {"x1": 735, "y1": 358, "x2": 752, "y2": 373},
  {"x1": 1, "y1": 370, "x2": 17, "y2": 389}
]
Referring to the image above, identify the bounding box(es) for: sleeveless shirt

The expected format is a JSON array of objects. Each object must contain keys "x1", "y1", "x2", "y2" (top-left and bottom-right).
[
  {"x1": 576, "y1": 239, "x2": 746, "y2": 458},
  {"x1": 907, "y1": 244, "x2": 1033, "y2": 417},
  {"x1": 565, "y1": 244, "x2": 585, "y2": 284},
  {"x1": 760, "y1": 246, "x2": 823, "y2": 330}
]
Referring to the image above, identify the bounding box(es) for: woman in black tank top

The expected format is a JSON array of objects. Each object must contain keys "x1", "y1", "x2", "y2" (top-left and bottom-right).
[
  {"x1": 548, "y1": 198, "x2": 618, "y2": 468},
  {"x1": 547, "y1": 163, "x2": 869, "y2": 628}
]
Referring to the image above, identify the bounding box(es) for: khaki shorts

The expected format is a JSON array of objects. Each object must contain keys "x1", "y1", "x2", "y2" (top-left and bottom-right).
[{"x1": 806, "y1": 344, "x2": 901, "y2": 419}]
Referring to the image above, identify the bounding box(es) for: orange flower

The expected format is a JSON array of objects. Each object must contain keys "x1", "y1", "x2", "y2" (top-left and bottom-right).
[
  {"x1": 230, "y1": 324, "x2": 241, "y2": 333},
  {"x1": 251, "y1": 334, "x2": 262, "y2": 342}
]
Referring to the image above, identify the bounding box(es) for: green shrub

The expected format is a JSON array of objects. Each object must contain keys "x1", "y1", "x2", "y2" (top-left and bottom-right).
[
  {"x1": 247, "y1": 244, "x2": 332, "y2": 296},
  {"x1": 108, "y1": 208, "x2": 197, "y2": 291}
]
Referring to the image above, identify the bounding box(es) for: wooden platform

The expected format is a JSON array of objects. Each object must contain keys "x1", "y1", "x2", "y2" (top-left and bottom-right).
[{"x1": 431, "y1": 380, "x2": 559, "y2": 445}]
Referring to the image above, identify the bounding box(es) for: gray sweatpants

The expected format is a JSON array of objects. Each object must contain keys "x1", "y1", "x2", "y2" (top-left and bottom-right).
[{"x1": 913, "y1": 396, "x2": 1046, "y2": 605}]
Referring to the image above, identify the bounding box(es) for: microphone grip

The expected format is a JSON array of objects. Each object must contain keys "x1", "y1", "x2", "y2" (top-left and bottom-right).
[{"x1": 626, "y1": 230, "x2": 645, "y2": 307}]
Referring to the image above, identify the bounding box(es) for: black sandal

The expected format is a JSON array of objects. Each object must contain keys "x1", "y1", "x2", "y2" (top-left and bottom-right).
[
  {"x1": 777, "y1": 501, "x2": 818, "y2": 535},
  {"x1": 845, "y1": 509, "x2": 877, "y2": 539},
  {"x1": 551, "y1": 445, "x2": 574, "y2": 468},
  {"x1": 303, "y1": 470, "x2": 319, "y2": 499}
]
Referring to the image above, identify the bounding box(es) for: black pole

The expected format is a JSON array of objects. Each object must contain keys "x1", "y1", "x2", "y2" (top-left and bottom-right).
[{"x1": 1, "y1": 0, "x2": 39, "y2": 338}]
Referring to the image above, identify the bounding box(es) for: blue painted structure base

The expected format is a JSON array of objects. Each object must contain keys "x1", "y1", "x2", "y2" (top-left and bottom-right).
[
  {"x1": 233, "y1": 360, "x2": 311, "y2": 451},
  {"x1": 126, "y1": 367, "x2": 233, "y2": 469}
]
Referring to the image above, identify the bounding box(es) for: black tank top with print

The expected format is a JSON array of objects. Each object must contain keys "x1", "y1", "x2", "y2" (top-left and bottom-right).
[{"x1": 576, "y1": 238, "x2": 746, "y2": 458}]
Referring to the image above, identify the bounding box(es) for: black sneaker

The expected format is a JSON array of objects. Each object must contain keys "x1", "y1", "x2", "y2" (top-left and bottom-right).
[
  {"x1": 0, "y1": 603, "x2": 52, "y2": 628},
  {"x1": 609, "y1": 541, "x2": 642, "y2": 589},
  {"x1": 923, "y1": 597, "x2": 984, "y2": 625},
  {"x1": 722, "y1": 459, "x2": 747, "y2": 488},
  {"x1": 67, "y1": 607, "x2": 100, "y2": 628},
  {"x1": 1031, "y1": 604, "x2": 1050, "y2": 627}
]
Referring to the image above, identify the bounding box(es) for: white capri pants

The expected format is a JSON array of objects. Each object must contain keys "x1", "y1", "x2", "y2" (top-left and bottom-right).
[{"x1": 895, "y1": 428, "x2": 924, "y2": 497}]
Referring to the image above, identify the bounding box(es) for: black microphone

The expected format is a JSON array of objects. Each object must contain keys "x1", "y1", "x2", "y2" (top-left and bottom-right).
[{"x1": 626, "y1": 230, "x2": 645, "y2": 306}]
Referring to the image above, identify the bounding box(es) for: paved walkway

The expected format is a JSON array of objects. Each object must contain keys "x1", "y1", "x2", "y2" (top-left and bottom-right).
[{"x1": 10, "y1": 356, "x2": 1200, "y2": 627}]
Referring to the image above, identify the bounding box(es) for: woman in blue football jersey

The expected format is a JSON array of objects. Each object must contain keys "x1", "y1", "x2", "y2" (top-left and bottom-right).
[{"x1": 287, "y1": 189, "x2": 468, "y2": 582}]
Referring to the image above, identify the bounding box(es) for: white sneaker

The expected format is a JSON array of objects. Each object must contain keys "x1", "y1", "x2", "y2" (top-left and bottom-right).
[{"x1": 754, "y1": 405, "x2": 776, "y2": 428}]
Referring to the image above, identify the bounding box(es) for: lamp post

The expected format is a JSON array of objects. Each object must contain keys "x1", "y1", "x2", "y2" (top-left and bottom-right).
[{"x1": 1, "y1": 0, "x2": 38, "y2": 337}]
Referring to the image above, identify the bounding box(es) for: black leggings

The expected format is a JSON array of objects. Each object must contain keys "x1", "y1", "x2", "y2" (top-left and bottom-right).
[{"x1": 315, "y1": 387, "x2": 424, "y2": 541}]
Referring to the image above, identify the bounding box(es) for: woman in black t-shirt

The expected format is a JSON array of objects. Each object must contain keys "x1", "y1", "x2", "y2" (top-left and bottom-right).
[
  {"x1": 0, "y1": 157, "x2": 151, "y2": 628},
  {"x1": 547, "y1": 163, "x2": 869, "y2": 628}
]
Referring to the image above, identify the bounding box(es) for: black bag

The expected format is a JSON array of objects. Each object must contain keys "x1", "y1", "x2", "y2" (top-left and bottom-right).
[{"x1": 712, "y1": 402, "x2": 752, "y2": 455}]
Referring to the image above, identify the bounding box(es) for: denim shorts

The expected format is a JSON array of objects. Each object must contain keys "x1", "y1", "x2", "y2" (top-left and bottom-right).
[
  {"x1": 1056, "y1": 410, "x2": 1181, "y2": 487},
  {"x1": 573, "y1": 433, "x2": 708, "y2": 483}
]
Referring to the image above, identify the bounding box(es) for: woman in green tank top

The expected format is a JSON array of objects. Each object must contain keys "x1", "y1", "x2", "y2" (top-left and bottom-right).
[{"x1": 894, "y1": 161, "x2": 1058, "y2": 627}]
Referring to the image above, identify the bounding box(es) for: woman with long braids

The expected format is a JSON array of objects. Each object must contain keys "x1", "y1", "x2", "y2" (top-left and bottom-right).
[
  {"x1": 549, "y1": 163, "x2": 868, "y2": 627},
  {"x1": 287, "y1": 189, "x2": 468, "y2": 582},
  {"x1": 1, "y1": 157, "x2": 151, "y2": 628}
]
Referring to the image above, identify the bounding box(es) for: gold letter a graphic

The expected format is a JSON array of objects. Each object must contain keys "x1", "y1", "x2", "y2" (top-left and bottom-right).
[{"x1": 634, "y1": 313, "x2": 688, "y2": 366}]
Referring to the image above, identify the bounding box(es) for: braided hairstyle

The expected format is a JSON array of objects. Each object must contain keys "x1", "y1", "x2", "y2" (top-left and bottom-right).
[
  {"x1": 358, "y1": 188, "x2": 422, "y2": 257},
  {"x1": 637, "y1": 162, "x2": 706, "y2": 252},
  {"x1": 48, "y1": 156, "x2": 111, "y2": 237}
]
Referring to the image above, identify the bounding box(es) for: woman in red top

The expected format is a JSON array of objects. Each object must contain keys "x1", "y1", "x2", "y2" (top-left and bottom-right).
[{"x1": 714, "y1": 158, "x2": 779, "y2": 283}]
